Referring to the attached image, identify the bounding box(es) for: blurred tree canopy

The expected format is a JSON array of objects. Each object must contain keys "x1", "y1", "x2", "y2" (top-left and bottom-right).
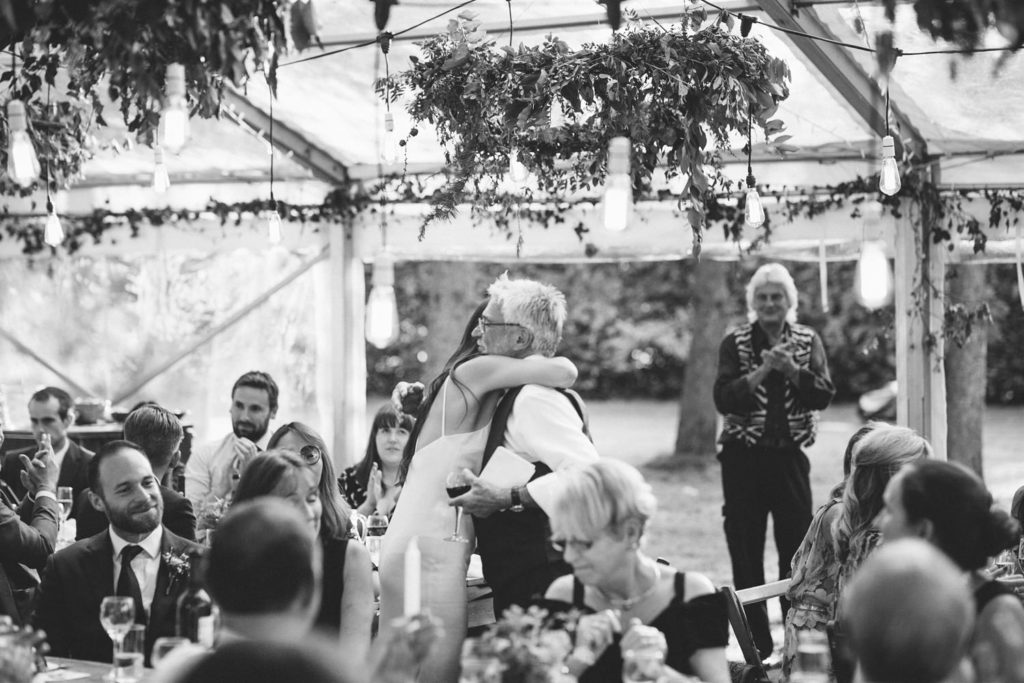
[{"x1": 367, "y1": 260, "x2": 1024, "y2": 405}]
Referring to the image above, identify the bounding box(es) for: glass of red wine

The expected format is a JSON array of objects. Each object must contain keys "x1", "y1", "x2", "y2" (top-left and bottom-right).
[{"x1": 445, "y1": 471, "x2": 471, "y2": 543}]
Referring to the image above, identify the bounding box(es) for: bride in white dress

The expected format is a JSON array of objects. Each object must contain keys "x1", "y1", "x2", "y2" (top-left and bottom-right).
[{"x1": 379, "y1": 300, "x2": 578, "y2": 682}]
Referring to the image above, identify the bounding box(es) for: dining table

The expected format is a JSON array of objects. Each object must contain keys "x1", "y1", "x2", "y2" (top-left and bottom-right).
[{"x1": 34, "y1": 657, "x2": 150, "y2": 682}]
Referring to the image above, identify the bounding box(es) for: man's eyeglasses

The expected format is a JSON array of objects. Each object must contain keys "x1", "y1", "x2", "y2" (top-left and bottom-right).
[
  {"x1": 551, "y1": 538, "x2": 594, "y2": 553},
  {"x1": 477, "y1": 316, "x2": 525, "y2": 331},
  {"x1": 299, "y1": 445, "x2": 322, "y2": 466}
]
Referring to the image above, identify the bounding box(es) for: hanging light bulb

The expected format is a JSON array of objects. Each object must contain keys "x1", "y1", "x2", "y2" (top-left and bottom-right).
[
  {"x1": 152, "y1": 146, "x2": 170, "y2": 193},
  {"x1": 744, "y1": 173, "x2": 765, "y2": 228},
  {"x1": 879, "y1": 135, "x2": 901, "y2": 196},
  {"x1": 6, "y1": 100, "x2": 41, "y2": 187},
  {"x1": 160, "y1": 63, "x2": 189, "y2": 154},
  {"x1": 267, "y1": 209, "x2": 282, "y2": 244},
  {"x1": 549, "y1": 98, "x2": 565, "y2": 128},
  {"x1": 43, "y1": 200, "x2": 64, "y2": 247},
  {"x1": 855, "y1": 241, "x2": 893, "y2": 309},
  {"x1": 381, "y1": 111, "x2": 399, "y2": 165},
  {"x1": 603, "y1": 136, "x2": 632, "y2": 232},
  {"x1": 365, "y1": 251, "x2": 400, "y2": 349}
]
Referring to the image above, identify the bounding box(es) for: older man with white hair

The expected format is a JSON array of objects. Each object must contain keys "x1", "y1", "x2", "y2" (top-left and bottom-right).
[{"x1": 713, "y1": 262, "x2": 835, "y2": 659}]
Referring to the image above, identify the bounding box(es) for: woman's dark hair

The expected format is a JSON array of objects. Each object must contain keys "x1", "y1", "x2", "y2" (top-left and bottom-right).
[
  {"x1": 898, "y1": 460, "x2": 1020, "y2": 571},
  {"x1": 398, "y1": 299, "x2": 487, "y2": 482},
  {"x1": 352, "y1": 405, "x2": 415, "y2": 490}
]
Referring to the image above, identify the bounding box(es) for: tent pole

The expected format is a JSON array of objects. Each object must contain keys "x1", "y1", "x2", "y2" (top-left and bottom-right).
[
  {"x1": 329, "y1": 221, "x2": 367, "y2": 468},
  {"x1": 894, "y1": 195, "x2": 947, "y2": 459}
]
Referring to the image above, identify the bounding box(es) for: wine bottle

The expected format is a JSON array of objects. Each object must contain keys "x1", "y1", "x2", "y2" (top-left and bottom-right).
[{"x1": 176, "y1": 552, "x2": 214, "y2": 647}]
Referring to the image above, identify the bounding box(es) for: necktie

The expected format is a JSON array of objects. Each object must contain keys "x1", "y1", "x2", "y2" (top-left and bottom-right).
[{"x1": 117, "y1": 545, "x2": 146, "y2": 624}]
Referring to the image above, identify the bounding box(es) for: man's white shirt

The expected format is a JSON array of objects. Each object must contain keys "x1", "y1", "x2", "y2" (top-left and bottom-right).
[
  {"x1": 110, "y1": 525, "x2": 163, "y2": 614},
  {"x1": 504, "y1": 383, "x2": 600, "y2": 514},
  {"x1": 184, "y1": 432, "x2": 267, "y2": 508}
]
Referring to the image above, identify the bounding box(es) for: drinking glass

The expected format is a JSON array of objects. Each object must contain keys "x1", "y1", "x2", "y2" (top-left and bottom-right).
[
  {"x1": 57, "y1": 486, "x2": 74, "y2": 523},
  {"x1": 114, "y1": 624, "x2": 145, "y2": 682},
  {"x1": 622, "y1": 647, "x2": 664, "y2": 682},
  {"x1": 445, "y1": 471, "x2": 471, "y2": 543},
  {"x1": 151, "y1": 636, "x2": 192, "y2": 669},
  {"x1": 790, "y1": 629, "x2": 831, "y2": 683},
  {"x1": 100, "y1": 596, "x2": 135, "y2": 678}
]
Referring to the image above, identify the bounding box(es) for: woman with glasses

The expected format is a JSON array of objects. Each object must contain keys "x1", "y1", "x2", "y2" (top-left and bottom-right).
[
  {"x1": 234, "y1": 449, "x2": 373, "y2": 665},
  {"x1": 543, "y1": 459, "x2": 730, "y2": 683},
  {"x1": 380, "y1": 299, "x2": 579, "y2": 682}
]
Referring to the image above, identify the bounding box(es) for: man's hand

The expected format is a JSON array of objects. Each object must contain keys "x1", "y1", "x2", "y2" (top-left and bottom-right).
[
  {"x1": 19, "y1": 433, "x2": 59, "y2": 494},
  {"x1": 448, "y1": 469, "x2": 509, "y2": 518}
]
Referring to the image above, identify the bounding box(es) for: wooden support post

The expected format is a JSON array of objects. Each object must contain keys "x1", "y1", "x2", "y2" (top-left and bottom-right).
[
  {"x1": 329, "y1": 222, "x2": 367, "y2": 468},
  {"x1": 894, "y1": 202, "x2": 947, "y2": 459}
]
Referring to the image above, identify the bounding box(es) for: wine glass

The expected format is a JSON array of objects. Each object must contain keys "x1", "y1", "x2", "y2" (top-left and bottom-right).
[
  {"x1": 445, "y1": 471, "x2": 471, "y2": 543},
  {"x1": 56, "y1": 486, "x2": 74, "y2": 523},
  {"x1": 100, "y1": 596, "x2": 135, "y2": 674},
  {"x1": 151, "y1": 636, "x2": 192, "y2": 668}
]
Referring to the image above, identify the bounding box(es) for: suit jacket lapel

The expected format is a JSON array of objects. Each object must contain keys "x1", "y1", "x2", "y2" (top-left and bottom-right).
[{"x1": 58, "y1": 442, "x2": 80, "y2": 488}]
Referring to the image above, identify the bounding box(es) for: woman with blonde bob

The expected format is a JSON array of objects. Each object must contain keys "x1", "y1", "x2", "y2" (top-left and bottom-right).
[
  {"x1": 544, "y1": 460, "x2": 730, "y2": 683},
  {"x1": 782, "y1": 424, "x2": 932, "y2": 681}
]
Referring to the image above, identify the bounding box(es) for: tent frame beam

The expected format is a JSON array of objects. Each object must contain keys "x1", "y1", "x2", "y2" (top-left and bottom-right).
[
  {"x1": 223, "y1": 89, "x2": 350, "y2": 187},
  {"x1": 754, "y1": 0, "x2": 929, "y2": 159}
]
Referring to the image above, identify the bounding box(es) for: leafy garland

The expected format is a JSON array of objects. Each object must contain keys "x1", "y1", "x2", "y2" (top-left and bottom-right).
[
  {"x1": 378, "y1": 6, "x2": 793, "y2": 255},
  {"x1": 0, "y1": 0, "x2": 316, "y2": 191}
]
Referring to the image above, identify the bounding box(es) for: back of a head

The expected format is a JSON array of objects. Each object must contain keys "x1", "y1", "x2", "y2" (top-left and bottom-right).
[
  {"x1": 123, "y1": 404, "x2": 184, "y2": 472},
  {"x1": 843, "y1": 538, "x2": 972, "y2": 683},
  {"x1": 181, "y1": 640, "x2": 345, "y2": 683},
  {"x1": 207, "y1": 497, "x2": 319, "y2": 616},
  {"x1": 900, "y1": 460, "x2": 1019, "y2": 570},
  {"x1": 486, "y1": 273, "x2": 567, "y2": 356}
]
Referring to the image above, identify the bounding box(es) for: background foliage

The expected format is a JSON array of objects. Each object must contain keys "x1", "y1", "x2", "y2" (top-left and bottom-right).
[{"x1": 368, "y1": 259, "x2": 1024, "y2": 404}]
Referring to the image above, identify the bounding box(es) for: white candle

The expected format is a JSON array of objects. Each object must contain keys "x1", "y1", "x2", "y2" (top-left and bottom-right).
[{"x1": 404, "y1": 537, "x2": 421, "y2": 616}]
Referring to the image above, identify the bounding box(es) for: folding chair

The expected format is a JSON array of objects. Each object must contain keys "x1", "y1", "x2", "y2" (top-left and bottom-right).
[{"x1": 721, "y1": 579, "x2": 792, "y2": 683}]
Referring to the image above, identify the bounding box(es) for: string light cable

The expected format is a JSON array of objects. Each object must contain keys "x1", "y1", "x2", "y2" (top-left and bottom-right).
[{"x1": 267, "y1": 77, "x2": 282, "y2": 243}]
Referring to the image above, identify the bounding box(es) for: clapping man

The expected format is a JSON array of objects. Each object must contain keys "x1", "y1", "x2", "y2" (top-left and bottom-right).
[
  {"x1": 185, "y1": 371, "x2": 278, "y2": 508},
  {"x1": 74, "y1": 404, "x2": 197, "y2": 541},
  {"x1": 0, "y1": 422, "x2": 60, "y2": 626},
  {"x1": 34, "y1": 440, "x2": 202, "y2": 662},
  {"x1": 1, "y1": 387, "x2": 93, "y2": 508}
]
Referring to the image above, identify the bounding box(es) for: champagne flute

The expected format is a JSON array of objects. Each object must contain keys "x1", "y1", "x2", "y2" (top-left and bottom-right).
[
  {"x1": 100, "y1": 596, "x2": 135, "y2": 675},
  {"x1": 56, "y1": 486, "x2": 74, "y2": 524},
  {"x1": 445, "y1": 471, "x2": 471, "y2": 543}
]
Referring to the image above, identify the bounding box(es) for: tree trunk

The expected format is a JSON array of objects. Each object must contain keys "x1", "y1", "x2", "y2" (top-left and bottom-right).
[
  {"x1": 944, "y1": 263, "x2": 988, "y2": 476},
  {"x1": 667, "y1": 259, "x2": 731, "y2": 466}
]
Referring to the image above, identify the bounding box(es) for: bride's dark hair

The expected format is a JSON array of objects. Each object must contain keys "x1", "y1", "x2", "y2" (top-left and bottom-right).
[{"x1": 397, "y1": 299, "x2": 487, "y2": 483}]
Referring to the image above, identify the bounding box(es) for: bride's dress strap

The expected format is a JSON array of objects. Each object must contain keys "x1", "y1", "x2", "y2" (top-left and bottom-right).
[{"x1": 440, "y1": 374, "x2": 449, "y2": 437}]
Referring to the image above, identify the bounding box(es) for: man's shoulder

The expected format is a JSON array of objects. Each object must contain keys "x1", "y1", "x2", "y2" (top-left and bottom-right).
[
  {"x1": 51, "y1": 532, "x2": 108, "y2": 566},
  {"x1": 162, "y1": 527, "x2": 203, "y2": 555},
  {"x1": 68, "y1": 441, "x2": 95, "y2": 460},
  {"x1": 160, "y1": 486, "x2": 192, "y2": 510}
]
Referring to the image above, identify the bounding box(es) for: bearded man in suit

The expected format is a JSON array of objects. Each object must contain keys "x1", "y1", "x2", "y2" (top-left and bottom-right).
[
  {"x1": 33, "y1": 440, "x2": 202, "y2": 663},
  {"x1": 1, "y1": 387, "x2": 93, "y2": 510},
  {"x1": 73, "y1": 404, "x2": 196, "y2": 541}
]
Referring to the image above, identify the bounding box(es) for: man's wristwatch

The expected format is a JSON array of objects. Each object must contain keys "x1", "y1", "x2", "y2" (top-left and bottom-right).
[{"x1": 509, "y1": 486, "x2": 525, "y2": 513}]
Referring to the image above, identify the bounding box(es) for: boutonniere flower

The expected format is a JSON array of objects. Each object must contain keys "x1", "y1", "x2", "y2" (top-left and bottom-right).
[{"x1": 163, "y1": 551, "x2": 191, "y2": 595}]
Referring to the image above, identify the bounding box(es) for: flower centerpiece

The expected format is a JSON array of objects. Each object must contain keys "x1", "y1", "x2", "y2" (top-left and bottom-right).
[{"x1": 460, "y1": 606, "x2": 578, "y2": 683}]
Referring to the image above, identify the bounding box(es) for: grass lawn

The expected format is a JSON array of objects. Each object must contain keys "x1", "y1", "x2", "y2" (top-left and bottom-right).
[{"x1": 586, "y1": 400, "x2": 1024, "y2": 589}]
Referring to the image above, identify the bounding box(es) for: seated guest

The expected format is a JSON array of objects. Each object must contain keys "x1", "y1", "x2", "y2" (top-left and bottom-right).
[
  {"x1": 74, "y1": 404, "x2": 196, "y2": 541},
  {"x1": 338, "y1": 405, "x2": 412, "y2": 516},
  {"x1": 782, "y1": 424, "x2": 931, "y2": 680},
  {"x1": 0, "y1": 423, "x2": 60, "y2": 625},
  {"x1": 544, "y1": 459, "x2": 729, "y2": 683},
  {"x1": 266, "y1": 422, "x2": 353, "y2": 538},
  {"x1": 179, "y1": 640, "x2": 347, "y2": 683},
  {"x1": 2, "y1": 386, "x2": 93, "y2": 509},
  {"x1": 879, "y1": 460, "x2": 1024, "y2": 683},
  {"x1": 33, "y1": 440, "x2": 202, "y2": 662},
  {"x1": 234, "y1": 451, "x2": 373, "y2": 663},
  {"x1": 185, "y1": 371, "x2": 277, "y2": 507},
  {"x1": 841, "y1": 538, "x2": 973, "y2": 683}
]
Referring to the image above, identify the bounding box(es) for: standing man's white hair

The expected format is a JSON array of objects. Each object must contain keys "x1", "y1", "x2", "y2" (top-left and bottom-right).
[
  {"x1": 745, "y1": 263, "x2": 799, "y2": 324},
  {"x1": 486, "y1": 273, "x2": 567, "y2": 356}
]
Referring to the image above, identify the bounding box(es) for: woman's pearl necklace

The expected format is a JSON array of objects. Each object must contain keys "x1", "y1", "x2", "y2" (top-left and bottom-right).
[{"x1": 597, "y1": 561, "x2": 663, "y2": 611}]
